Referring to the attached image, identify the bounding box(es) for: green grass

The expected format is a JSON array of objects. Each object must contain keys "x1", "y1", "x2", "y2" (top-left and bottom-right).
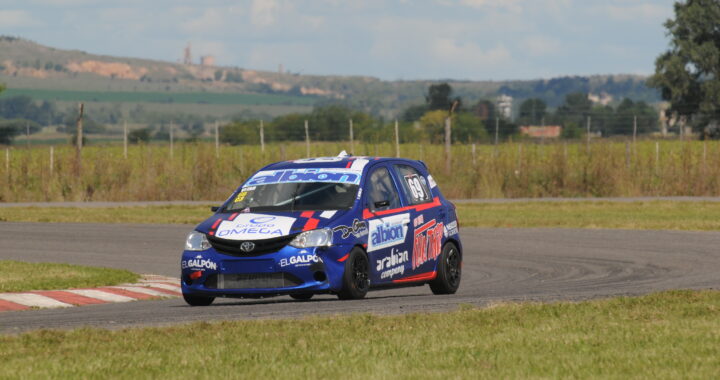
[
  {"x1": 0, "y1": 88, "x2": 318, "y2": 106},
  {"x1": 0, "y1": 260, "x2": 138, "y2": 293},
  {"x1": 2, "y1": 201, "x2": 720, "y2": 231},
  {"x1": 1, "y1": 290, "x2": 719, "y2": 378}
]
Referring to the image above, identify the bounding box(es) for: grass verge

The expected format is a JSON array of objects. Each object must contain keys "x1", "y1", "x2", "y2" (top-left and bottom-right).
[
  {"x1": 2, "y1": 201, "x2": 720, "y2": 231},
  {"x1": 0, "y1": 261, "x2": 139, "y2": 293},
  {"x1": 1, "y1": 290, "x2": 719, "y2": 378}
]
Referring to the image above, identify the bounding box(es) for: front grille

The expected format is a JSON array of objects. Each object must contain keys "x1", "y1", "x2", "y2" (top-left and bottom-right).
[
  {"x1": 208, "y1": 234, "x2": 298, "y2": 256},
  {"x1": 205, "y1": 273, "x2": 303, "y2": 289}
]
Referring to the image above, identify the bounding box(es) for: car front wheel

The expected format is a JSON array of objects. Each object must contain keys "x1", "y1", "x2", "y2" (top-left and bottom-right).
[
  {"x1": 337, "y1": 247, "x2": 370, "y2": 300},
  {"x1": 182, "y1": 293, "x2": 215, "y2": 306}
]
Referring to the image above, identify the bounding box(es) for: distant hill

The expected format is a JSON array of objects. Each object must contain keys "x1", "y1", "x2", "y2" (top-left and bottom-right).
[{"x1": 0, "y1": 36, "x2": 660, "y2": 122}]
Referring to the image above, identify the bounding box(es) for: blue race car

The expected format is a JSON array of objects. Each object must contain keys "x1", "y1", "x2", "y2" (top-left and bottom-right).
[{"x1": 181, "y1": 154, "x2": 462, "y2": 305}]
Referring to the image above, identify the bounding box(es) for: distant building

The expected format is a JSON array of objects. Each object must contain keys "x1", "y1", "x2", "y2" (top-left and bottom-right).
[
  {"x1": 496, "y1": 95, "x2": 513, "y2": 119},
  {"x1": 588, "y1": 92, "x2": 613, "y2": 106},
  {"x1": 519, "y1": 125, "x2": 562, "y2": 138},
  {"x1": 200, "y1": 55, "x2": 215, "y2": 66}
]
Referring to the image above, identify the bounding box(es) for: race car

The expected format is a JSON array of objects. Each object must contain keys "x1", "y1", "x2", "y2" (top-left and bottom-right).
[{"x1": 180, "y1": 153, "x2": 462, "y2": 305}]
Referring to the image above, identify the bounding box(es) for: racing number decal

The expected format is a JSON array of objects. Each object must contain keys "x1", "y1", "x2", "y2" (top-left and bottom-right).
[{"x1": 404, "y1": 174, "x2": 428, "y2": 202}]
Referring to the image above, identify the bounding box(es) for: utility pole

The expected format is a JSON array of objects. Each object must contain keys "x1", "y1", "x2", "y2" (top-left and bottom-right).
[
  {"x1": 494, "y1": 117, "x2": 499, "y2": 146},
  {"x1": 304, "y1": 120, "x2": 310, "y2": 157},
  {"x1": 633, "y1": 115, "x2": 637, "y2": 145},
  {"x1": 259, "y1": 120, "x2": 265, "y2": 153},
  {"x1": 349, "y1": 119, "x2": 354, "y2": 155},
  {"x1": 214, "y1": 120, "x2": 220, "y2": 158}
]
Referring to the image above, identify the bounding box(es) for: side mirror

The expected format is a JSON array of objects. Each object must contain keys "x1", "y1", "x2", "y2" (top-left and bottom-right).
[
  {"x1": 211, "y1": 206, "x2": 220, "y2": 212},
  {"x1": 374, "y1": 200, "x2": 390, "y2": 209}
]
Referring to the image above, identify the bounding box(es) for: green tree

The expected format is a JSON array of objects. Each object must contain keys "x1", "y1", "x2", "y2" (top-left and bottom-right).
[
  {"x1": 128, "y1": 128, "x2": 152, "y2": 144},
  {"x1": 554, "y1": 93, "x2": 593, "y2": 129},
  {"x1": 220, "y1": 121, "x2": 259, "y2": 145},
  {"x1": 648, "y1": 0, "x2": 720, "y2": 136},
  {"x1": 517, "y1": 98, "x2": 547, "y2": 126}
]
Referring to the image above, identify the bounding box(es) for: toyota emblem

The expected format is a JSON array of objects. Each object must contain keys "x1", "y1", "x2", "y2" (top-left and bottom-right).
[{"x1": 240, "y1": 241, "x2": 255, "y2": 252}]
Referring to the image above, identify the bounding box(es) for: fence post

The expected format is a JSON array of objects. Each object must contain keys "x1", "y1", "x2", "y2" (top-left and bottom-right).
[
  {"x1": 5, "y1": 147, "x2": 9, "y2": 173},
  {"x1": 50, "y1": 146, "x2": 54, "y2": 176},
  {"x1": 25, "y1": 121, "x2": 30, "y2": 149},
  {"x1": 349, "y1": 119, "x2": 354, "y2": 155},
  {"x1": 394, "y1": 119, "x2": 400, "y2": 158},
  {"x1": 655, "y1": 141, "x2": 660, "y2": 173},
  {"x1": 169, "y1": 121, "x2": 174, "y2": 160},
  {"x1": 123, "y1": 120, "x2": 128, "y2": 159},
  {"x1": 625, "y1": 141, "x2": 631, "y2": 169},
  {"x1": 471, "y1": 143, "x2": 477, "y2": 167},
  {"x1": 259, "y1": 120, "x2": 265, "y2": 153},
  {"x1": 585, "y1": 116, "x2": 591, "y2": 153},
  {"x1": 215, "y1": 121, "x2": 220, "y2": 158},
  {"x1": 444, "y1": 117, "x2": 451, "y2": 172},
  {"x1": 304, "y1": 120, "x2": 310, "y2": 157},
  {"x1": 75, "y1": 103, "x2": 84, "y2": 177}
]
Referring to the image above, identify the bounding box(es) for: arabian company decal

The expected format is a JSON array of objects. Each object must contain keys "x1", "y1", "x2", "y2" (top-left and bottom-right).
[
  {"x1": 412, "y1": 220, "x2": 444, "y2": 269},
  {"x1": 333, "y1": 219, "x2": 368, "y2": 239},
  {"x1": 376, "y1": 248, "x2": 409, "y2": 279},
  {"x1": 182, "y1": 255, "x2": 218, "y2": 271},
  {"x1": 215, "y1": 213, "x2": 296, "y2": 240},
  {"x1": 367, "y1": 213, "x2": 409, "y2": 252}
]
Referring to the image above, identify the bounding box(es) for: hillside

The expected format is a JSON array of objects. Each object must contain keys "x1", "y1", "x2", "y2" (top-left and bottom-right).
[{"x1": 0, "y1": 36, "x2": 660, "y2": 122}]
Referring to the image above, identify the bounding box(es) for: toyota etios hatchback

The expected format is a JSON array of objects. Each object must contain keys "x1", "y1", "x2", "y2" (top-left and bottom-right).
[{"x1": 180, "y1": 153, "x2": 462, "y2": 305}]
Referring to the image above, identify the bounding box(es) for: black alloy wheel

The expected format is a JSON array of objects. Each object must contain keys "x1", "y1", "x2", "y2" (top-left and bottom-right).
[
  {"x1": 429, "y1": 242, "x2": 462, "y2": 295},
  {"x1": 337, "y1": 247, "x2": 370, "y2": 300}
]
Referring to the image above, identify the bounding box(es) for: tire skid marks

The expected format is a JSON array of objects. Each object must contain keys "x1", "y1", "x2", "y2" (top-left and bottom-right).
[{"x1": 0, "y1": 276, "x2": 181, "y2": 313}]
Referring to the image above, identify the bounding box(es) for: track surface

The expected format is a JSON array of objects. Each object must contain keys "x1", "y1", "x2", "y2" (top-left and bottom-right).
[{"x1": 2, "y1": 222, "x2": 720, "y2": 333}]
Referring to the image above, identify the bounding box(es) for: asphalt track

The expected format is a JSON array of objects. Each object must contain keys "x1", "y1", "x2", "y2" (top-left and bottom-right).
[{"x1": 2, "y1": 222, "x2": 720, "y2": 334}]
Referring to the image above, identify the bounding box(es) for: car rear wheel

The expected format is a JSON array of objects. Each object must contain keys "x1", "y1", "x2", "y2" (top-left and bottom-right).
[
  {"x1": 337, "y1": 247, "x2": 369, "y2": 300},
  {"x1": 290, "y1": 293, "x2": 313, "y2": 301},
  {"x1": 429, "y1": 242, "x2": 461, "y2": 295},
  {"x1": 182, "y1": 293, "x2": 215, "y2": 306}
]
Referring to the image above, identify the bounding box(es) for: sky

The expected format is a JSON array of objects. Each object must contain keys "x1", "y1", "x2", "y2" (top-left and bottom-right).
[{"x1": 0, "y1": 0, "x2": 676, "y2": 81}]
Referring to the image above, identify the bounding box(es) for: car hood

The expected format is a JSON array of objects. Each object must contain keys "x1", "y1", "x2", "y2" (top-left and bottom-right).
[{"x1": 196, "y1": 210, "x2": 348, "y2": 241}]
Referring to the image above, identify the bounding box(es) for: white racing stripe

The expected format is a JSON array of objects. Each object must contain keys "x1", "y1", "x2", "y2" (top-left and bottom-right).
[
  {"x1": 0, "y1": 293, "x2": 73, "y2": 308},
  {"x1": 142, "y1": 283, "x2": 181, "y2": 292},
  {"x1": 66, "y1": 289, "x2": 135, "y2": 302},
  {"x1": 319, "y1": 210, "x2": 337, "y2": 219},
  {"x1": 112, "y1": 286, "x2": 171, "y2": 297}
]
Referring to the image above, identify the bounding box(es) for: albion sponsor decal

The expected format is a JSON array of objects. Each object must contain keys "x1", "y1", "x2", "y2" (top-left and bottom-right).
[
  {"x1": 412, "y1": 220, "x2": 444, "y2": 270},
  {"x1": 367, "y1": 213, "x2": 409, "y2": 252},
  {"x1": 215, "y1": 213, "x2": 296, "y2": 240},
  {"x1": 246, "y1": 168, "x2": 362, "y2": 186},
  {"x1": 376, "y1": 248, "x2": 409, "y2": 279},
  {"x1": 279, "y1": 254, "x2": 323, "y2": 267},
  {"x1": 182, "y1": 255, "x2": 218, "y2": 271}
]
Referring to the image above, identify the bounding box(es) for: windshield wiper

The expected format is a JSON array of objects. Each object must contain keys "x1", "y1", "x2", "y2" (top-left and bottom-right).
[{"x1": 290, "y1": 183, "x2": 300, "y2": 213}]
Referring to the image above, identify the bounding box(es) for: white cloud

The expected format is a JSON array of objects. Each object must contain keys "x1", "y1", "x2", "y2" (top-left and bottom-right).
[
  {"x1": 0, "y1": 10, "x2": 41, "y2": 28},
  {"x1": 600, "y1": 2, "x2": 671, "y2": 22},
  {"x1": 429, "y1": 38, "x2": 512, "y2": 68},
  {"x1": 521, "y1": 35, "x2": 562, "y2": 57},
  {"x1": 251, "y1": 0, "x2": 281, "y2": 27}
]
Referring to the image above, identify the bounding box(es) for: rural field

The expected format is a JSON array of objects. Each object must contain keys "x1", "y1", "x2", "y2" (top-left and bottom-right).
[{"x1": 1, "y1": 139, "x2": 720, "y2": 202}]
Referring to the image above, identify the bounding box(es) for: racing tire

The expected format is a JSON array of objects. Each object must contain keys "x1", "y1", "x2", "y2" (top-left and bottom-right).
[
  {"x1": 429, "y1": 242, "x2": 461, "y2": 295},
  {"x1": 182, "y1": 293, "x2": 215, "y2": 306},
  {"x1": 337, "y1": 247, "x2": 370, "y2": 300},
  {"x1": 290, "y1": 293, "x2": 314, "y2": 301}
]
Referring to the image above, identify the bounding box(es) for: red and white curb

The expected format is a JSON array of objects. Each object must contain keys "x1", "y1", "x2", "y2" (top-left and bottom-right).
[{"x1": 0, "y1": 275, "x2": 181, "y2": 312}]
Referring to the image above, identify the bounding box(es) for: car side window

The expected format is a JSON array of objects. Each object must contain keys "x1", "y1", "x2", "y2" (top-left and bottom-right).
[
  {"x1": 395, "y1": 164, "x2": 432, "y2": 205},
  {"x1": 367, "y1": 167, "x2": 401, "y2": 211}
]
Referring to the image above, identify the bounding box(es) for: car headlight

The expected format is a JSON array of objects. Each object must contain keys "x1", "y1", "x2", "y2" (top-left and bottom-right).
[
  {"x1": 185, "y1": 231, "x2": 211, "y2": 251},
  {"x1": 289, "y1": 228, "x2": 333, "y2": 248}
]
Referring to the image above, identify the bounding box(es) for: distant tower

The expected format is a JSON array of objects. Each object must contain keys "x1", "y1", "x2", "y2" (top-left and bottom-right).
[
  {"x1": 200, "y1": 55, "x2": 215, "y2": 66},
  {"x1": 183, "y1": 43, "x2": 192, "y2": 65}
]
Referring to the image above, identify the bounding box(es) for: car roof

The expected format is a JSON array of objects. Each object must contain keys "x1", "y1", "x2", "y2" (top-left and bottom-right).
[{"x1": 262, "y1": 156, "x2": 424, "y2": 172}]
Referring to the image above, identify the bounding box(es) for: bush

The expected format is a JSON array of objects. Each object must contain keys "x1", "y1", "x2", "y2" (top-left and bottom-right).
[{"x1": 128, "y1": 128, "x2": 152, "y2": 144}]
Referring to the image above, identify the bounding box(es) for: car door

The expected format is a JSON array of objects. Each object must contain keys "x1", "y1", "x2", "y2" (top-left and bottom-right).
[
  {"x1": 392, "y1": 163, "x2": 444, "y2": 279},
  {"x1": 363, "y1": 164, "x2": 412, "y2": 285}
]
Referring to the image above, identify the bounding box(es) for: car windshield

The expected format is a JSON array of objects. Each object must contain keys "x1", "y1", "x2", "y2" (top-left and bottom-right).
[{"x1": 225, "y1": 182, "x2": 359, "y2": 212}]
